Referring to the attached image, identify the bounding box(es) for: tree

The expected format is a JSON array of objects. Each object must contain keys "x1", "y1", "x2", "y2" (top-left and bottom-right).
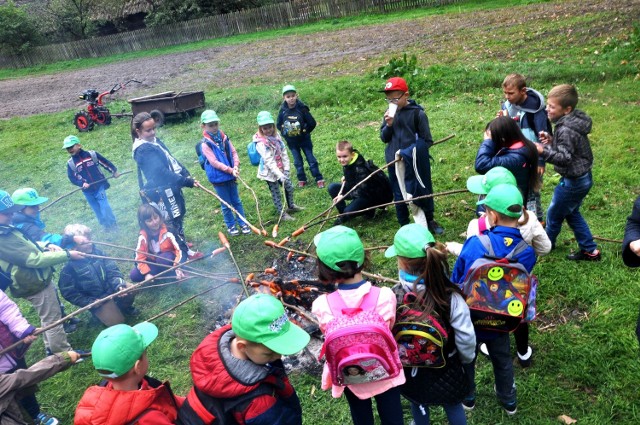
[{"x1": 0, "y1": 1, "x2": 41, "y2": 55}]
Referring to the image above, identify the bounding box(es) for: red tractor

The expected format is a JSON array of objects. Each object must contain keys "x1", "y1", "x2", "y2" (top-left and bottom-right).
[{"x1": 73, "y1": 80, "x2": 140, "y2": 132}]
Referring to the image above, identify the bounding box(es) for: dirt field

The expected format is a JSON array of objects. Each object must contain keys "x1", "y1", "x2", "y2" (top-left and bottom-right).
[{"x1": 0, "y1": 0, "x2": 637, "y2": 119}]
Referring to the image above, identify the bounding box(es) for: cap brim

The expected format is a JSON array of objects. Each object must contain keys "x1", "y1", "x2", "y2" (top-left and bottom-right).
[
  {"x1": 132, "y1": 322, "x2": 158, "y2": 349},
  {"x1": 0, "y1": 204, "x2": 25, "y2": 214},
  {"x1": 466, "y1": 175, "x2": 487, "y2": 195},
  {"x1": 384, "y1": 245, "x2": 397, "y2": 258},
  {"x1": 23, "y1": 197, "x2": 49, "y2": 206},
  {"x1": 262, "y1": 321, "x2": 310, "y2": 355}
]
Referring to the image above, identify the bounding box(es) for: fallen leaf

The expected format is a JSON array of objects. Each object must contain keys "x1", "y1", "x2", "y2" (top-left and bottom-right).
[
  {"x1": 168, "y1": 313, "x2": 176, "y2": 318},
  {"x1": 558, "y1": 414, "x2": 577, "y2": 424}
]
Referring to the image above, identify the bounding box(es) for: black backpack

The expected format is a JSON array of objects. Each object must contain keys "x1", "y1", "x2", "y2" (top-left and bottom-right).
[{"x1": 363, "y1": 159, "x2": 393, "y2": 204}]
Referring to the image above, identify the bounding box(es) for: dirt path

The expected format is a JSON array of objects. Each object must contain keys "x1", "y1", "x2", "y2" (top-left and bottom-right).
[{"x1": 0, "y1": 0, "x2": 637, "y2": 119}]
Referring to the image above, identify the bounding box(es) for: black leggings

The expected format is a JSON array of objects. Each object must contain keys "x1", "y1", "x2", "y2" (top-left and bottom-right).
[{"x1": 514, "y1": 322, "x2": 529, "y2": 355}]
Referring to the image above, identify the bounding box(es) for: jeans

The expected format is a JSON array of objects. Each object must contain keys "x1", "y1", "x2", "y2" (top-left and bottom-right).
[
  {"x1": 328, "y1": 183, "x2": 376, "y2": 222},
  {"x1": 83, "y1": 186, "x2": 116, "y2": 228},
  {"x1": 388, "y1": 164, "x2": 410, "y2": 225},
  {"x1": 464, "y1": 334, "x2": 516, "y2": 405},
  {"x1": 410, "y1": 401, "x2": 467, "y2": 425},
  {"x1": 344, "y1": 386, "x2": 404, "y2": 425},
  {"x1": 545, "y1": 172, "x2": 597, "y2": 252},
  {"x1": 25, "y1": 282, "x2": 72, "y2": 353},
  {"x1": 286, "y1": 139, "x2": 323, "y2": 183},
  {"x1": 129, "y1": 251, "x2": 177, "y2": 282},
  {"x1": 213, "y1": 181, "x2": 247, "y2": 229}
]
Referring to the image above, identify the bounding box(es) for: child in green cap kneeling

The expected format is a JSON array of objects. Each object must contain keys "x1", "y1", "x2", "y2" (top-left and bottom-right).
[
  {"x1": 75, "y1": 322, "x2": 184, "y2": 424},
  {"x1": 179, "y1": 294, "x2": 310, "y2": 425}
]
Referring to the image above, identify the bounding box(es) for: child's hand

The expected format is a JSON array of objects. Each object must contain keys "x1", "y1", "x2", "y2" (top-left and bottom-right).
[
  {"x1": 82, "y1": 182, "x2": 90, "y2": 190},
  {"x1": 538, "y1": 131, "x2": 552, "y2": 145},
  {"x1": 176, "y1": 269, "x2": 185, "y2": 280},
  {"x1": 113, "y1": 171, "x2": 121, "y2": 178},
  {"x1": 232, "y1": 167, "x2": 239, "y2": 178},
  {"x1": 68, "y1": 250, "x2": 85, "y2": 260},
  {"x1": 630, "y1": 240, "x2": 640, "y2": 256},
  {"x1": 47, "y1": 244, "x2": 62, "y2": 252}
]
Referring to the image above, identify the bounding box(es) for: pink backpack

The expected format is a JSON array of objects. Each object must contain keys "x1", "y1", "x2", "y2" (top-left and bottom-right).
[{"x1": 319, "y1": 286, "x2": 402, "y2": 386}]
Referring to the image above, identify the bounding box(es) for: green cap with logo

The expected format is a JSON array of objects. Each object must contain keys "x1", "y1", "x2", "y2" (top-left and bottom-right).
[
  {"x1": 12, "y1": 188, "x2": 48, "y2": 206},
  {"x1": 91, "y1": 322, "x2": 158, "y2": 378},
  {"x1": 466, "y1": 166, "x2": 517, "y2": 195},
  {"x1": 257, "y1": 111, "x2": 275, "y2": 126},
  {"x1": 62, "y1": 135, "x2": 80, "y2": 149},
  {"x1": 232, "y1": 294, "x2": 310, "y2": 355},
  {"x1": 282, "y1": 84, "x2": 297, "y2": 95},
  {"x1": 314, "y1": 225, "x2": 365, "y2": 272},
  {"x1": 0, "y1": 190, "x2": 25, "y2": 214},
  {"x1": 385, "y1": 223, "x2": 435, "y2": 259},
  {"x1": 477, "y1": 183, "x2": 523, "y2": 218},
  {"x1": 201, "y1": 110, "x2": 220, "y2": 124}
]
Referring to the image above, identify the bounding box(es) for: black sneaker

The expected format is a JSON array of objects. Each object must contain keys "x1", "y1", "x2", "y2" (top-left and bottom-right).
[
  {"x1": 63, "y1": 321, "x2": 77, "y2": 334},
  {"x1": 500, "y1": 400, "x2": 517, "y2": 415},
  {"x1": 462, "y1": 396, "x2": 476, "y2": 411},
  {"x1": 68, "y1": 317, "x2": 80, "y2": 325},
  {"x1": 427, "y1": 220, "x2": 444, "y2": 235},
  {"x1": 518, "y1": 346, "x2": 533, "y2": 368},
  {"x1": 567, "y1": 249, "x2": 601, "y2": 261}
]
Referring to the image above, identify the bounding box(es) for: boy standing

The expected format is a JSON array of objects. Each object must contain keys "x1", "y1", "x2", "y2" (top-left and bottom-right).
[
  {"x1": 277, "y1": 85, "x2": 325, "y2": 188},
  {"x1": 75, "y1": 322, "x2": 184, "y2": 424},
  {"x1": 328, "y1": 140, "x2": 392, "y2": 224},
  {"x1": 179, "y1": 294, "x2": 310, "y2": 425},
  {"x1": 451, "y1": 184, "x2": 536, "y2": 415},
  {"x1": 379, "y1": 77, "x2": 443, "y2": 234},
  {"x1": 537, "y1": 84, "x2": 600, "y2": 261},
  {"x1": 64, "y1": 135, "x2": 120, "y2": 232}
]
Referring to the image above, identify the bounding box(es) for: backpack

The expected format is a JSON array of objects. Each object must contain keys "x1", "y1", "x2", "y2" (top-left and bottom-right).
[
  {"x1": 362, "y1": 159, "x2": 393, "y2": 203},
  {"x1": 461, "y1": 234, "x2": 532, "y2": 333},
  {"x1": 392, "y1": 293, "x2": 450, "y2": 368},
  {"x1": 196, "y1": 131, "x2": 227, "y2": 170},
  {"x1": 67, "y1": 150, "x2": 98, "y2": 174},
  {"x1": 319, "y1": 286, "x2": 402, "y2": 386},
  {"x1": 246, "y1": 140, "x2": 262, "y2": 166}
]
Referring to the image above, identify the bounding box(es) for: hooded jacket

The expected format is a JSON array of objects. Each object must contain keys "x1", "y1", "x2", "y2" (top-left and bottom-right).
[
  {"x1": 380, "y1": 100, "x2": 433, "y2": 163},
  {"x1": 184, "y1": 325, "x2": 302, "y2": 425},
  {"x1": 474, "y1": 138, "x2": 535, "y2": 199},
  {"x1": 0, "y1": 225, "x2": 68, "y2": 298},
  {"x1": 623, "y1": 196, "x2": 640, "y2": 268},
  {"x1": 67, "y1": 149, "x2": 117, "y2": 193},
  {"x1": 276, "y1": 100, "x2": 316, "y2": 144},
  {"x1": 11, "y1": 212, "x2": 71, "y2": 248},
  {"x1": 0, "y1": 291, "x2": 35, "y2": 373},
  {"x1": 540, "y1": 109, "x2": 593, "y2": 178},
  {"x1": 342, "y1": 151, "x2": 392, "y2": 204},
  {"x1": 133, "y1": 225, "x2": 182, "y2": 276},
  {"x1": 253, "y1": 132, "x2": 291, "y2": 183},
  {"x1": 201, "y1": 130, "x2": 238, "y2": 185},
  {"x1": 502, "y1": 89, "x2": 551, "y2": 141},
  {"x1": 132, "y1": 138, "x2": 194, "y2": 192}
]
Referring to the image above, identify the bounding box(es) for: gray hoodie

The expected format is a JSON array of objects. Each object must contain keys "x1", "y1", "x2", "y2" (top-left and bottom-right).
[{"x1": 541, "y1": 109, "x2": 593, "y2": 178}]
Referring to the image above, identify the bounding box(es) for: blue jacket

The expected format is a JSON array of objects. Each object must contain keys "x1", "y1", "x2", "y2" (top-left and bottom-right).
[
  {"x1": 474, "y1": 139, "x2": 535, "y2": 198},
  {"x1": 451, "y1": 226, "x2": 536, "y2": 285},
  {"x1": 67, "y1": 150, "x2": 117, "y2": 193},
  {"x1": 11, "y1": 212, "x2": 71, "y2": 248},
  {"x1": 277, "y1": 100, "x2": 316, "y2": 144},
  {"x1": 202, "y1": 132, "x2": 235, "y2": 185},
  {"x1": 380, "y1": 100, "x2": 433, "y2": 163}
]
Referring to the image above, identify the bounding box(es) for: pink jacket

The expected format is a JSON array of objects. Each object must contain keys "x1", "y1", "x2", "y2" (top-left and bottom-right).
[
  {"x1": 311, "y1": 281, "x2": 405, "y2": 399},
  {"x1": 0, "y1": 291, "x2": 35, "y2": 373}
]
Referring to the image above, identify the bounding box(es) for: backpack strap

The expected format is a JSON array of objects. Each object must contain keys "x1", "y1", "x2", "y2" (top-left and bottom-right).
[
  {"x1": 479, "y1": 234, "x2": 529, "y2": 262},
  {"x1": 505, "y1": 240, "x2": 530, "y2": 261},
  {"x1": 326, "y1": 285, "x2": 381, "y2": 316},
  {"x1": 88, "y1": 150, "x2": 98, "y2": 166},
  {"x1": 477, "y1": 234, "x2": 495, "y2": 258}
]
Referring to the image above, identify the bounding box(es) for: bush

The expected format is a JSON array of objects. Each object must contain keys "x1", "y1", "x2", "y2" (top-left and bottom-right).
[{"x1": 0, "y1": 1, "x2": 41, "y2": 55}]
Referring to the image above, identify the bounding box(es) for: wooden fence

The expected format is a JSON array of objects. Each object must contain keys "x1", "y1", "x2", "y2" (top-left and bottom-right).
[{"x1": 0, "y1": 0, "x2": 461, "y2": 69}]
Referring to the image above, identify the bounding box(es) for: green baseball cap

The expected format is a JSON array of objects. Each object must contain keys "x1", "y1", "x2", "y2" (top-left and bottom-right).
[
  {"x1": 201, "y1": 110, "x2": 220, "y2": 124},
  {"x1": 62, "y1": 135, "x2": 80, "y2": 149},
  {"x1": 0, "y1": 190, "x2": 25, "y2": 214},
  {"x1": 282, "y1": 84, "x2": 297, "y2": 95},
  {"x1": 385, "y1": 223, "x2": 435, "y2": 258},
  {"x1": 257, "y1": 111, "x2": 275, "y2": 126},
  {"x1": 314, "y1": 225, "x2": 365, "y2": 272},
  {"x1": 466, "y1": 166, "x2": 517, "y2": 195},
  {"x1": 477, "y1": 183, "x2": 523, "y2": 218},
  {"x1": 91, "y1": 322, "x2": 158, "y2": 378},
  {"x1": 232, "y1": 294, "x2": 310, "y2": 355},
  {"x1": 11, "y1": 188, "x2": 48, "y2": 206}
]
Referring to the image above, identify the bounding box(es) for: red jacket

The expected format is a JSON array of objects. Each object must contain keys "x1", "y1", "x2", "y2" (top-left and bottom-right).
[
  {"x1": 74, "y1": 377, "x2": 184, "y2": 425},
  {"x1": 134, "y1": 225, "x2": 182, "y2": 276}
]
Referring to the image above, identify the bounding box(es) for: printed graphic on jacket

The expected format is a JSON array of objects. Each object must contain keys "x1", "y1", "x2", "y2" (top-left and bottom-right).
[{"x1": 282, "y1": 116, "x2": 302, "y2": 137}]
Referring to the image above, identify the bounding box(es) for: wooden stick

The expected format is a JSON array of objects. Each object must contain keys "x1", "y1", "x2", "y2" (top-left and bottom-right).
[
  {"x1": 305, "y1": 180, "x2": 346, "y2": 253},
  {"x1": 127, "y1": 275, "x2": 196, "y2": 293},
  {"x1": 195, "y1": 182, "x2": 262, "y2": 235},
  {"x1": 364, "y1": 246, "x2": 389, "y2": 251},
  {"x1": 0, "y1": 252, "x2": 209, "y2": 357},
  {"x1": 273, "y1": 181, "x2": 287, "y2": 238},
  {"x1": 40, "y1": 170, "x2": 132, "y2": 212},
  {"x1": 593, "y1": 235, "x2": 623, "y2": 244},
  {"x1": 238, "y1": 175, "x2": 267, "y2": 236},
  {"x1": 146, "y1": 286, "x2": 217, "y2": 322},
  {"x1": 218, "y1": 232, "x2": 250, "y2": 297},
  {"x1": 280, "y1": 298, "x2": 320, "y2": 326}
]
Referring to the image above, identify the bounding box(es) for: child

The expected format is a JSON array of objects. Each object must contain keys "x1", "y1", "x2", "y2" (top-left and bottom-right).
[
  {"x1": 131, "y1": 112, "x2": 202, "y2": 260},
  {"x1": 75, "y1": 322, "x2": 184, "y2": 424},
  {"x1": 329, "y1": 140, "x2": 392, "y2": 224},
  {"x1": 622, "y1": 196, "x2": 640, "y2": 343},
  {"x1": 474, "y1": 117, "x2": 540, "y2": 204},
  {"x1": 386, "y1": 224, "x2": 475, "y2": 425},
  {"x1": 276, "y1": 84, "x2": 325, "y2": 188},
  {"x1": 380, "y1": 77, "x2": 443, "y2": 235},
  {"x1": 58, "y1": 224, "x2": 137, "y2": 327},
  {"x1": 179, "y1": 293, "x2": 310, "y2": 425},
  {"x1": 64, "y1": 135, "x2": 120, "y2": 232},
  {"x1": 538, "y1": 84, "x2": 600, "y2": 261},
  {"x1": 311, "y1": 226, "x2": 405, "y2": 425},
  {"x1": 254, "y1": 111, "x2": 303, "y2": 221},
  {"x1": 500, "y1": 73, "x2": 553, "y2": 221},
  {"x1": 451, "y1": 184, "x2": 537, "y2": 415},
  {"x1": 199, "y1": 110, "x2": 251, "y2": 236},
  {"x1": 130, "y1": 204, "x2": 185, "y2": 283}
]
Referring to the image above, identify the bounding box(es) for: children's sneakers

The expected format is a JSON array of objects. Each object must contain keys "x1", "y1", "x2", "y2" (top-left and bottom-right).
[
  {"x1": 518, "y1": 346, "x2": 533, "y2": 368},
  {"x1": 287, "y1": 205, "x2": 305, "y2": 213},
  {"x1": 462, "y1": 396, "x2": 476, "y2": 411},
  {"x1": 281, "y1": 213, "x2": 295, "y2": 221},
  {"x1": 317, "y1": 180, "x2": 325, "y2": 189},
  {"x1": 240, "y1": 225, "x2": 251, "y2": 235},
  {"x1": 567, "y1": 249, "x2": 601, "y2": 261},
  {"x1": 187, "y1": 250, "x2": 205, "y2": 260},
  {"x1": 297, "y1": 181, "x2": 307, "y2": 188},
  {"x1": 35, "y1": 412, "x2": 59, "y2": 425},
  {"x1": 479, "y1": 342, "x2": 489, "y2": 357},
  {"x1": 500, "y1": 400, "x2": 518, "y2": 415},
  {"x1": 227, "y1": 226, "x2": 240, "y2": 237}
]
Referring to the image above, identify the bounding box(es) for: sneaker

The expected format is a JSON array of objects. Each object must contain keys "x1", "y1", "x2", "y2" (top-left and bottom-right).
[
  {"x1": 68, "y1": 316, "x2": 80, "y2": 325},
  {"x1": 567, "y1": 249, "x2": 601, "y2": 261},
  {"x1": 479, "y1": 342, "x2": 489, "y2": 357},
  {"x1": 187, "y1": 250, "x2": 205, "y2": 260},
  {"x1": 500, "y1": 400, "x2": 518, "y2": 415},
  {"x1": 240, "y1": 225, "x2": 251, "y2": 235},
  {"x1": 297, "y1": 181, "x2": 307, "y2": 188},
  {"x1": 427, "y1": 220, "x2": 444, "y2": 235},
  {"x1": 35, "y1": 412, "x2": 59, "y2": 425},
  {"x1": 517, "y1": 346, "x2": 533, "y2": 368},
  {"x1": 72, "y1": 349, "x2": 91, "y2": 363},
  {"x1": 227, "y1": 226, "x2": 240, "y2": 236},
  {"x1": 63, "y1": 321, "x2": 77, "y2": 334},
  {"x1": 287, "y1": 204, "x2": 305, "y2": 213},
  {"x1": 462, "y1": 396, "x2": 476, "y2": 411},
  {"x1": 282, "y1": 213, "x2": 295, "y2": 221},
  {"x1": 186, "y1": 242, "x2": 194, "y2": 248},
  {"x1": 317, "y1": 180, "x2": 325, "y2": 189}
]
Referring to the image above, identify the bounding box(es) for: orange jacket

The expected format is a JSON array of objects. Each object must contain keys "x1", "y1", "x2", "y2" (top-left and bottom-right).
[{"x1": 134, "y1": 225, "x2": 182, "y2": 276}]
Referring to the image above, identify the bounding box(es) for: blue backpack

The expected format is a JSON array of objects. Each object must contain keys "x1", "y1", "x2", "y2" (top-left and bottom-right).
[{"x1": 246, "y1": 140, "x2": 262, "y2": 166}]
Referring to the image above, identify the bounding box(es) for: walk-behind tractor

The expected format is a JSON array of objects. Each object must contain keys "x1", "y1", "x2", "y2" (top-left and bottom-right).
[{"x1": 73, "y1": 80, "x2": 140, "y2": 132}]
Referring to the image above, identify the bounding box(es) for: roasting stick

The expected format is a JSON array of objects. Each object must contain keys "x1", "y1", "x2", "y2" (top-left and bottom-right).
[
  {"x1": 40, "y1": 170, "x2": 132, "y2": 212},
  {"x1": 238, "y1": 175, "x2": 268, "y2": 236},
  {"x1": 272, "y1": 181, "x2": 287, "y2": 238},
  {"x1": 146, "y1": 286, "x2": 218, "y2": 322},
  {"x1": 304, "y1": 180, "x2": 346, "y2": 254},
  {"x1": 195, "y1": 182, "x2": 261, "y2": 235},
  {"x1": 218, "y1": 232, "x2": 250, "y2": 297},
  {"x1": 593, "y1": 235, "x2": 623, "y2": 244},
  {"x1": 0, "y1": 253, "x2": 208, "y2": 357}
]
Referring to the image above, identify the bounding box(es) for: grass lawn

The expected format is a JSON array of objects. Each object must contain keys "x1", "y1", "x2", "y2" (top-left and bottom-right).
[{"x1": 0, "y1": 0, "x2": 639, "y2": 424}]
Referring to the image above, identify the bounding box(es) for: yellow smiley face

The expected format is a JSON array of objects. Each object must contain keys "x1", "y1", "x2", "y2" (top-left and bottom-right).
[
  {"x1": 508, "y1": 300, "x2": 524, "y2": 316},
  {"x1": 487, "y1": 266, "x2": 504, "y2": 281}
]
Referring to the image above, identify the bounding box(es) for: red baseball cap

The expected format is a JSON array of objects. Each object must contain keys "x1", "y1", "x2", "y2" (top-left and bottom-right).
[{"x1": 382, "y1": 77, "x2": 408, "y2": 92}]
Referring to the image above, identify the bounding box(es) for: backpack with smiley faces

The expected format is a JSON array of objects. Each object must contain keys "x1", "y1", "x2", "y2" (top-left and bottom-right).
[{"x1": 461, "y1": 234, "x2": 534, "y2": 332}]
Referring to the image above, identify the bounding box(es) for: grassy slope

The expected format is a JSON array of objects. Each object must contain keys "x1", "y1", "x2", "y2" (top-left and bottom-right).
[{"x1": 1, "y1": 0, "x2": 639, "y2": 424}]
